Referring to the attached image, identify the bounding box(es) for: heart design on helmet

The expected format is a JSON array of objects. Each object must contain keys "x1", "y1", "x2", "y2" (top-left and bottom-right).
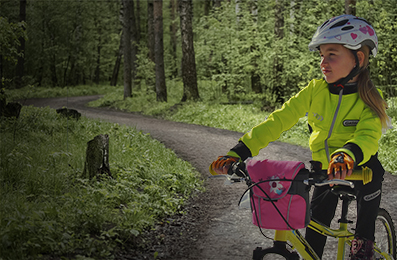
[
  {"x1": 351, "y1": 33, "x2": 358, "y2": 40},
  {"x1": 367, "y1": 26, "x2": 375, "y2": 36},
  {"x1": 359, "y1": 27, "x2": 368, "y2": 34},
  {"x1": 335, "y1": 35, "x2": 342, "y2": 41}
]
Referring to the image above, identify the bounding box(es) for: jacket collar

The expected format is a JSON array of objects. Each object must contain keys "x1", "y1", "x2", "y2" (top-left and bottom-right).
[{"x1": 328, "y1": 82, "x2": 358, "y2": 95}]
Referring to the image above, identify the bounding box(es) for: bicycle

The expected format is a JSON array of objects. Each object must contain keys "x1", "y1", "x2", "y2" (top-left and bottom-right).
[{"x1": 226, "y1": 159, "x2": 396, "y2": 260}]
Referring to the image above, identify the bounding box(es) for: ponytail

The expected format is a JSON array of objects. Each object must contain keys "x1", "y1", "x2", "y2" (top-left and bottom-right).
[{"x1": 356, "y1": 46, "x2": 389, "y2": 128}]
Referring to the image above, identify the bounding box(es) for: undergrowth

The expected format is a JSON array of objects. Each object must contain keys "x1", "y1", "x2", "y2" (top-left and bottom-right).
[{"x1": 0, "y1": 106, "x2": 203, "y2": 259}]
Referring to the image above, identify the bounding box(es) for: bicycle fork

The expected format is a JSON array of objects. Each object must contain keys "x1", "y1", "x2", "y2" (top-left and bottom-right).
[
  {"x1": 252, "y1": 230, "x2": 320, "y2": 260},
  {"x1": 252, "y1": 230, "x2": 301, "y2": 260}
]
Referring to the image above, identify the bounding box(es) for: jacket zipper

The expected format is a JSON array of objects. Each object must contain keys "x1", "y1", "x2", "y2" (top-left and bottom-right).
[{"x1": 324, "y1": 89, "x2": 344, "y2": 163}]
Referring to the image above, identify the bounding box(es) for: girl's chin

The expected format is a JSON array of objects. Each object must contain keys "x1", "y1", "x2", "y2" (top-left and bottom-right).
[{"x1": 323, "y1": 77, "x2": 338, "y2": 84}]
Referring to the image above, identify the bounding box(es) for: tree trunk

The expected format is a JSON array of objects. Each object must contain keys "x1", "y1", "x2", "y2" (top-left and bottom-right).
[
  {"x1": 213, "y1": 0, "x2": 222, "y2": 9},
  {"x1": 154, "y1": 0, "x2": 167, "y2": 102},
  {"x1": 93, "y1": 12, "x2": 102, "y2": 85},
  {"x1": 129, "y1": 0, "x2": 138, "y2": 90},
  {"x1": 147, "y1": 0, "x2": 156, "y2": 91},
  {"x1": 83, "y1": 134, "x2": 112, "y2": 180},
  {"x1": 147, "y1": 0, "x2": 155, "y2": 64},
  {"x1": 169, "y1": 0, "x2": 178, "y2": 78},
  {"x1": 51, "y1": 53, "x2": 58, "y2": 86},
  {"x1": 15, "y1": 0, "x2": 26, "y2": 88},
  {"x1": 110, "y1": 31, "x2": 124, "y2": 86},
  {"x1": 289, "y1": 0, "x2": 302, "y2": 43},
  {"x1": 0, "y1": 55, "x2": 3, "y2": 86},
  {"x1": 235, "y1": 0, "x2": 242, "y2": 25},
  {"x1": 136, "y1": 0, "x2": 141, "y2": 45},
  {"x1": 204, "y1": 0, "x2": 211, "y2": 16},
  {"x1": 179, "y1": 0, "x2": 199, "y2": 102},
  {"x1": 345, "y1": 0, "x2": 356, "y2": 15},
  {"x1": 273, "y1": 0, "x2": 284, "y2": 103},
  {"x1": 250, "y1": 0, "x2": 262, "y2": 94},
  {"x1": 122, "y1": 0, "x2": 132, "y2": 99},
  {"x1": 94, "y1": 44, "x2": 101, "y2": 84}
]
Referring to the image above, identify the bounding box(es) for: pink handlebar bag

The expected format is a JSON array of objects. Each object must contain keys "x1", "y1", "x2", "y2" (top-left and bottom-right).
[{"x1": 246, "y1": 159, "x2": 310, "y2": 230}]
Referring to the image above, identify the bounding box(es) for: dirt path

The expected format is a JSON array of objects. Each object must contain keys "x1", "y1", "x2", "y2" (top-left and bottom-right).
[{"x1": 23, "y1": 96, "x2": 397, "y2": 260}]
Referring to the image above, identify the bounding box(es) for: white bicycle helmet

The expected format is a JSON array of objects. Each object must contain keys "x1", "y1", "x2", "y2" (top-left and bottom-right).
[{"x1": 309, "y1": 14, "x2": 378, "y2": 57}]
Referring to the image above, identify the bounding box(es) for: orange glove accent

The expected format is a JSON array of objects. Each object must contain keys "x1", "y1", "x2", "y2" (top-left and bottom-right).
[
  {"x1": 209, "y1": 156, "x2": 239, "y2": 175},
  {"x1": 327, "y1": 152, "x2": 355, "y2": 180}
]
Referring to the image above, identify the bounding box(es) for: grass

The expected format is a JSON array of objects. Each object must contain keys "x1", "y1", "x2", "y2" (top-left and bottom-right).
[{"x1": 0, "y1": 106, "x2": 203, "y2": 259}]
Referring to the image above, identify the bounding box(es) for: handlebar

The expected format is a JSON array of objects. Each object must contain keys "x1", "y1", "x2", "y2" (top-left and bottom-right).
[
  {"x1": 228, "y1": 161, "x2": 373, "y2": 188},
  {"x1": 344, "y1": 166, "x2": 372, "y2": 185}
]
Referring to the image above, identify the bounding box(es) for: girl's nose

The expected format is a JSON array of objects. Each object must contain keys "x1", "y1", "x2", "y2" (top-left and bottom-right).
[{"x1": 320, "y1": 57, "x2": 328, "y2": 66}]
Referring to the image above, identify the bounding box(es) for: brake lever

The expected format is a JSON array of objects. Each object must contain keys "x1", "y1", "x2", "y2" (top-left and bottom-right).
[
  {"x1": 304, "y1": 179, "x2": 355, "y2": 188},
  {"x1": 228, "y1": 162, "x2": 245, "y2": 177}
]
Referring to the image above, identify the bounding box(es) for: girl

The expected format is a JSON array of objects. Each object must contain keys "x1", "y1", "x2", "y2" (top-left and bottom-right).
[{"x1": 210, "y1": 14, "x2": 390, "y2": 260}]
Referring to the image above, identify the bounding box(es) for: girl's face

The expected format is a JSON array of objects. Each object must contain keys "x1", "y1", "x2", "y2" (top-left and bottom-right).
[{"x1": 319, "y1": 44, "x2": 357, "y2": 84}]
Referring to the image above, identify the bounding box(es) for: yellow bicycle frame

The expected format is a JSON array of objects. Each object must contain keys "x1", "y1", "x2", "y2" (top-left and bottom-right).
[{"x1": 273, "y1": 219, "x2": 394, "y2": 260}]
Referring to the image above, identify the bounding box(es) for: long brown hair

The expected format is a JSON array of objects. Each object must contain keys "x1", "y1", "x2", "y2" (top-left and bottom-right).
[{"x1": 356, "y1": 46, "x2": 389, "y2": 128}]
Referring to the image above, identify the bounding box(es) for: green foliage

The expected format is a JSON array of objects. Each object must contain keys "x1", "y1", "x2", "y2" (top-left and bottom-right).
[
  {"x1": 357, "y1": 1, "x2": 397, "y2": 88},
  {"x1": 0, "y1": 106, "x2": 202, "y2": 259},
  {"x1": 0, "y1": 17, "x2": 27, "y2": 65},
  {"x1": 1, "y1": 0, "x2": 397, "y2": 100},
  {"x1": 379, "y1": 98, "x2": 397, "y2": 173},
  {"x1": 387, "y1": 97, "x2": 397, "y2": 119},
  {"x1": 135, "y1": 45, "x2": 156, "y2": 90},
  {"x1": 193, "y1": 0, "x2": 397, "y2": 105},
  {"x1": 379, "y1": 124, "x2": 397, "y2": 174},
  {"x1": 194, "y1": 0, "x2": 333, "y2": 103},
  {"x1": 5, "y1": 0, "x2": 121, "y2": 87}
]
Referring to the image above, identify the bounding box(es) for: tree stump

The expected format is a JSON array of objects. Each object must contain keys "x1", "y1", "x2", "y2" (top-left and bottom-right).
[
  {"x1": 0, "y1": 91, "x2": 6, "y2": 115},
  {"x1": 83, "y1": 134, "x2": 112, "y2": 180},
  {"x1": 0, "y1": 91, "x2": 22, "y2": 118},
  {"x1": 56, "y1": 107, "x2": 81, "y2": 120},
  {"x1": 4, "y1": 102, "x2": 22, "y2": 118}
]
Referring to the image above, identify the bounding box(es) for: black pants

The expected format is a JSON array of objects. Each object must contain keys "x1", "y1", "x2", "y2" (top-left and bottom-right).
[{"x1": 305, "y1": 155, "x2": 385, "y2": 258}]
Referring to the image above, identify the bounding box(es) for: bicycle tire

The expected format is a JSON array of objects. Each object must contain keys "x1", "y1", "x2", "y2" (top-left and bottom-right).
[
  {"x1": 374, "y1": 208, "x2": 396, "y2": 259},
  {"x1": 261, "y1": 253, "x2": 289, "y2": 260}
]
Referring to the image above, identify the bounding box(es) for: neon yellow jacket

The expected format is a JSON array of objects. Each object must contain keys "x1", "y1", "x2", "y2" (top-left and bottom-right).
[{"x1": 228, "y1": 78, "x2": 383, "y2": 169}]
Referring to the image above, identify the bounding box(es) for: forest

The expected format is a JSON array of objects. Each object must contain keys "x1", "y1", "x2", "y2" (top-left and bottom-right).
[
  {"x1": 1, "y1": 1, "x2": 397, "y2": 258},
  {"x1": 1, "y1": 0, "x2": 397, "y2": 106}
]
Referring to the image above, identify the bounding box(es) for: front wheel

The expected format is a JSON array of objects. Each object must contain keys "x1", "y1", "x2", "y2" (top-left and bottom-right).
[{"x1": 374, "y1": 208, "x2": 396, "y2": 259}]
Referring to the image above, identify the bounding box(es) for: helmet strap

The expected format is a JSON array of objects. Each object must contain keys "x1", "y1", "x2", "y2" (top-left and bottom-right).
[{"x1": 330, "y1": 50, "x2": 361, "y2": 88}]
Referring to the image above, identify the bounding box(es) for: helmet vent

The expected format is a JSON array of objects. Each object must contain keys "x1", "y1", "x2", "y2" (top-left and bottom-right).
[
  {"x1": 320, "y1": 19, "x2": 330, "y2": 29},
  {"x1": 354, "y1": 17, "x2": 372, "y2": 26},
  {"x1": 330, "y1": 19, "x2": 349, "y2": 29},
  {"x1": 341, "y1": 26, "x2": 354, "y2": 31}
]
